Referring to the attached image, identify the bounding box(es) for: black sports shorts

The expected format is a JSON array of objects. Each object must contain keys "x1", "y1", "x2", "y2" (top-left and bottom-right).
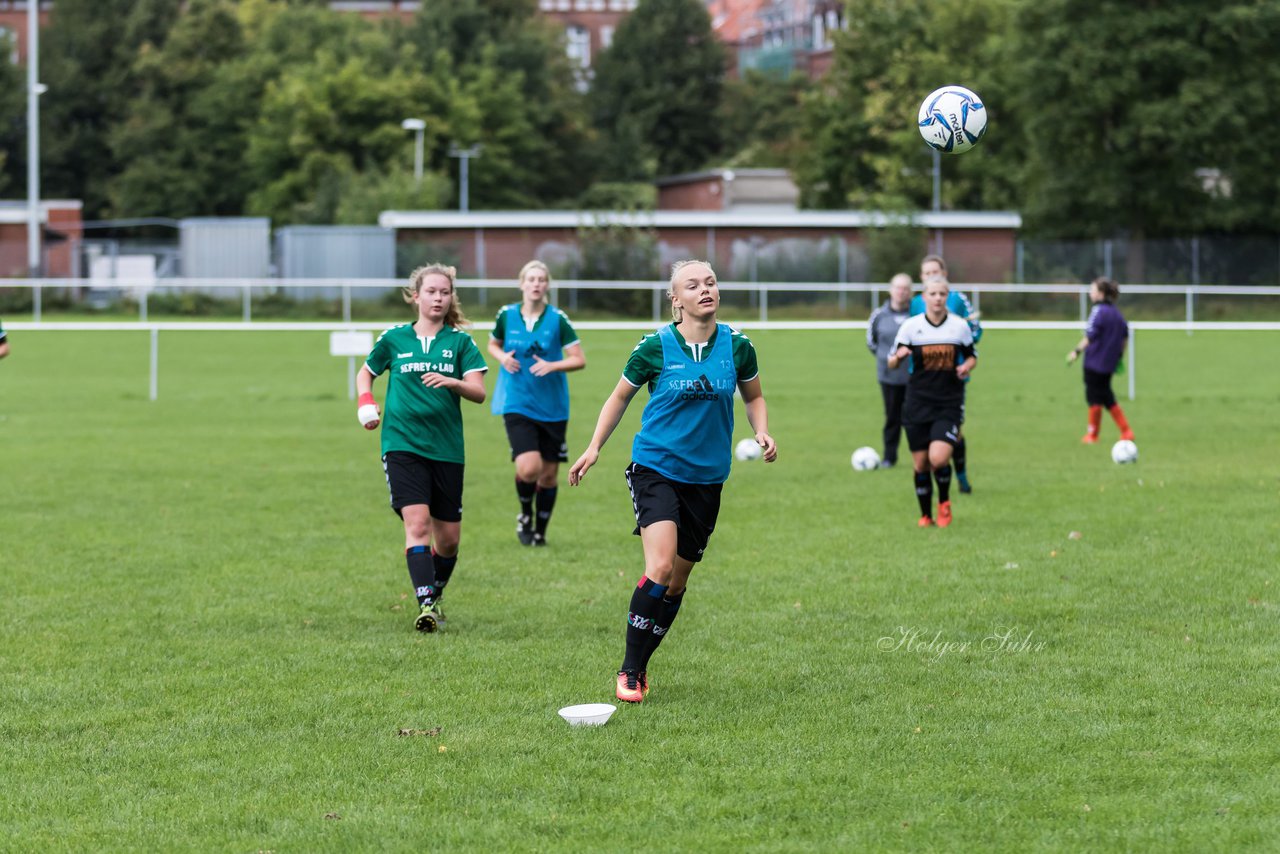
[
  {"x1": 382, "y1": 451, "x2": 465, "y2": 522},
  {"x1": 504, "y1": 413, "x2": 569, "y2": 462},
  {"x1": 904, "y1": 413, "x2": 963, "y2": 452},
  {"x1": 1083, "y1": 367, "x2": 1118, "y2": 408},
  {"x1": 624, "y1": 462, "x2": 722, "y2": 564}
]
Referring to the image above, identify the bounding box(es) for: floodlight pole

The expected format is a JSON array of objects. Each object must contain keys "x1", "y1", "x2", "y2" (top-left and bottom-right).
[
  {"x1": 401, "y1": 118, "x2": 426, "y2": 185},
  {"x1": 27, "y1": 0, "x2": 45, "y2": 284},
  {"x1": 931, "y1": 148, "x2": 942, "y2": 255},
  {"x1": 448, "y1": 144, "x2": 482, "y2": 213}
]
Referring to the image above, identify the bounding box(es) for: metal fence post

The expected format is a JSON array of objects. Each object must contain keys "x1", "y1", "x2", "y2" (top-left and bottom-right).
[
  {"x1": 1127, "y1": 329, "x2": 1135, "y2": 401},
  {"x1": 837, "y1": 238, "x2": 848, "y2": 312},
  {"x1": 140, "y1": 287, "x2": 148, "y2": 322},
  {"x1": 149, "y1": 327, "x2": 159, "y2": 401},
  {"x1": 33, "y1": 283, "x2": 41, "y2": 322},
  {"x1": 759, "y1": 284, "x2": 768, "y2": 324},
  {"x1": 342, "y1": 284, "x2": 351, "y2": 323},
  {"x1": 242, "y1": 283, "x2": 251, "y2": 322}
]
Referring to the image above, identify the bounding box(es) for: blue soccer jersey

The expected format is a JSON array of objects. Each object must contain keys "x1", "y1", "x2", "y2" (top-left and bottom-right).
[{"x1": 629, "y1": 323, "x2": 740, "y2": 485}]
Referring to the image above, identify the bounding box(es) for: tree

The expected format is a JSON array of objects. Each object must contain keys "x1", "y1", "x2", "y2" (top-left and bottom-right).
[
  {"x1": 792, "y1": 0, "x2": 1018, "y2": 212},
  {"x1": 109, "y1": 0, "x2": 251, "y2": 218},
  {"x1": 405, "y1": 0, "x2": 594, "y2": 209},
  {"x1": 589, "y1": 0, "x2": 728, "y2": 180},
  {"x1": 0, "y1": 29, "x2": 24, "y2": 196},
  {"x1": 38, "y1": 0, "x2": 183, "y2": 216},
  {"x1": 716, "y1": 70, "x2": 808, "y2": 169},
  {"x1": 1008, "y1": 0, "x2": 1280, "y2": 242}
]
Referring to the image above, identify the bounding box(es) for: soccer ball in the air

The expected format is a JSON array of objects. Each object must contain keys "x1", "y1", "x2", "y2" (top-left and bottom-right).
[
  {"x1": 734, "y1": 438, "x2": 763, "y2": 461},
  {"x1": 851, "y1": 446, "x2": 881, "y2": 471},
  {"x1": 1111, "y1": 439, "x2": 1138, "y2": 464},
  {"x1": 918, "y1": 85, "x2": 988, "y2": 154}
]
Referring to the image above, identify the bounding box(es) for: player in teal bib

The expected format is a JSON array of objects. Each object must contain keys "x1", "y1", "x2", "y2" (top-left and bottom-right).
[
  {"x1": 487, "y1": 261, "x2": 585, "y2": 546},
  {"x1": 569, "y1": 260, "x2": 777, "y2": 705},
  {"x1": 356, "y1": 264, "x2": 488, "y2": 633}
]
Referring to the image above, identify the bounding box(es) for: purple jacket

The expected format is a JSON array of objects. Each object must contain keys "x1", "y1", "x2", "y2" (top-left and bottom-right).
[{"x1": 1084, "y1": 302, "x2": 1127, "y2": 373}]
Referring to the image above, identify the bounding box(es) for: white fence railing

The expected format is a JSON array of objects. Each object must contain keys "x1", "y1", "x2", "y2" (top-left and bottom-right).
[
  {"x1": 8, "y1": 319, "x2": 1280, "y2": 404},
  {"x1": 5, "y1": 278, "x2": 1280, "y2": 325}
]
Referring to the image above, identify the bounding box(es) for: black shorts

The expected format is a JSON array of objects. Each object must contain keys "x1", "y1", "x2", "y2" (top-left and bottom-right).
[
  {"x1": 504, "y1": 413, "x2": 568, "y2": 462},
  {"x1": 382, "y1": 451, "x2": 465, "y2": 522},
  {"x1": 625, "y1": 462, "x2": 722, "y2": 564},
  {"x1": 1084, "y1": 368, "x2": 1117, "y2": 408},
  {"x1": 904, "y1": 413, "x2": 963, "y2": 452}
]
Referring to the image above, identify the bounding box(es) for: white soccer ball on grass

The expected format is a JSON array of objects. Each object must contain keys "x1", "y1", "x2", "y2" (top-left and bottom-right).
[
  {"x1": 1111, "y1": 439, "x2": 1138, "y2": 464},
  {"x1": 851, "y1": 446, "x2": 881, "y2": 471}
]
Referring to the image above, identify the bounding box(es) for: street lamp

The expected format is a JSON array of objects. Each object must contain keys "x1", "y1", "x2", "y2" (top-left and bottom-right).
[
  {"x1": 447, "y1": 144, "x2": 482, "y2": 213},
  {"x1": 401, "y1": 118, "x2": 426, "y2": 185},
  {"x1": 28, "y1": 0, "x2": 44, "y2": 282}
]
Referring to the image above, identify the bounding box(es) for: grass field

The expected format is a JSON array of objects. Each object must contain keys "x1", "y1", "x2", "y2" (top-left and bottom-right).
[{"x1": 2, "y1": 324, "x2": 1278, "y2": 851}]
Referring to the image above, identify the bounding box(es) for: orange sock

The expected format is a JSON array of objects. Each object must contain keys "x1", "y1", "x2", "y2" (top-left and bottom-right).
[
  {"x1": 1108, "y1": 405, "x2": 1133, "y2": 440},
  {"x1": 1086, "y1": 405, "x2": 1102, "y2": 438}
]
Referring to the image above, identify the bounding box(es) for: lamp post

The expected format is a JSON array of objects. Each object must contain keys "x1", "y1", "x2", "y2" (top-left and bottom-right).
[
  {"x1": 401, "y1": 118, "x2": 425, "y2": 185},
  {"x1": 448, "y1": 144, "x2": 482, "y2": 213},
  {"x1": 28, "y1": 0, "x2": 45, "y2": 281}
]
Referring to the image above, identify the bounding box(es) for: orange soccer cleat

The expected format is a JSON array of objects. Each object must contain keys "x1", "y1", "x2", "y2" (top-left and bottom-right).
[
  {"x1": 637, "y1": 671, "x2": 650, "y2": 698},
  {"x1": 616, "y1": 670, "x2": 644, "y2": 704},
  {"x1": 918, "y1": 515, "x2": 935, "y2": 528},
  {"x1": 937, "y1": 501, "x2": 953, "y2": 528}
]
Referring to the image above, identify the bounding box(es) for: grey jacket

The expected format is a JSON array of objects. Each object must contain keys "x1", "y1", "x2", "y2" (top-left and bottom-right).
[{"x1": 867, "y1": 301, "x2": 911, "y2": 385}]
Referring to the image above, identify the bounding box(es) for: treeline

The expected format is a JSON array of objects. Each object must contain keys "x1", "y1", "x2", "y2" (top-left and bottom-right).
[{"x1": 0, "y1": 0, "x2": 1277, "y2": 238}]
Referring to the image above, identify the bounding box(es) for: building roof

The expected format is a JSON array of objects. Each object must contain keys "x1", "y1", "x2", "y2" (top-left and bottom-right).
[{"x1": 379, "y1": 210, "x2": 1022, "y2": 230}]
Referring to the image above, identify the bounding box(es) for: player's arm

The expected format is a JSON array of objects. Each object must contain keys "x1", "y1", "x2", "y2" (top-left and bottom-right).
[
  {"x1": 529, "y1": 341, "x2": 585, "y2": 376},
  {"x1": 1066, "y1": 335, "x2": 1090, "y2": 363},
  {"x1": 0, "y1": 340, "x2": 9, "y2": 359},
  {"x1": 356, "y1": 365, "x2": 381, "y2": 430},
  {"x1": 568, "y1": 378, "x2": 641, "y2": 486},
  {"x1": 956, "y1": 343, "x2": 977, "y2": 380},
  {"x1": 866, "y1": 309, "x2": 880, "y2": 354},
  {"x1": 422, "y1": 367, "x2": 486, "y2": 403},
  {"x1": 737, "y1": 376, "x2": 777, "y2": 463},
  {"x1": 488, "y1": 336, "x2": 521, "y2": 373},
  {"x1": 887, "y1": 344, "x2": 911, "y2": 370}
]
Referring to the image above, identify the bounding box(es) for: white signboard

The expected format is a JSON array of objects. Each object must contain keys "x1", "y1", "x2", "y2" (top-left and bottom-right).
[{"x1": 330, "y1": 330, "x2": 373, "y2": 357}]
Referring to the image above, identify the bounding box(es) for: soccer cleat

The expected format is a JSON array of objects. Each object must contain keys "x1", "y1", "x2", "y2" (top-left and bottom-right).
[
  {"x1": 427, "y1": 599, "x2": 446, "y2": 628},
  {"x1": 937, "y1": 500, "x2": 953, "y2": 528},
  {"x1": 414, "y1": 603, "x2": 439, "y2": 633},
  {"x1": 637, "y1": 671, "x2": 650, "y2": 698},
  {"x1": 957, "y1": 472, "x2": 972, "y2": 494},
  {"x1": 531, "y1": 532, "x2": 547, "y2": 547},
  {"x1": 616, "y1": 670, "x2": 644, "y2": 703},
  {"x1": 516, "y1": 513, "x2": 534, "y2": 546},
  {"x1": 879, "y1": 459, "x2": 896, "y2": 469},
  {"x1": 918, "y1": 515, "x2": 935, "y2": 528},
  {"x1": 1081, "y1": 434, "x2": 1099, "y2": 444},
  {"x1": 1120, "y1": 429, "x2": 1135, "y2": 441}
]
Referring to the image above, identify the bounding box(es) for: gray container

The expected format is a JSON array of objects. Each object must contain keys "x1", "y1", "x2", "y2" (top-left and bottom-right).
[
  {"x1": 179, "y1": 217, "x2": 271, "y2": 278},
  {"x1": 276, "y1": 225, "x2": 395, "y2": 283}
]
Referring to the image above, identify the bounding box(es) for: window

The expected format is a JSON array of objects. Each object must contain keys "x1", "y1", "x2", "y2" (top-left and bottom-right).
[
  {"x1": 600, "y1": 25, "x2": 614, "y2": 50},
  {"x1": 565, "y1": 24, "x2": 591, "y2": 70}
]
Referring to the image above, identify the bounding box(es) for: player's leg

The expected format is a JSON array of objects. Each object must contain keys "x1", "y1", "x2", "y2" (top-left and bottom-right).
[
  {"x1": 882, "y1": 382, "x2": 906, "y2": 468},
  {"x1": 955, "y1": 396, "x2": 971, "y2": 493},
  {"x1": 420, "y1": 461, "x2": 465, "y2": 628},
  {"x1": 636, "y1": 481, "x2": 721, "y2": 695},
  {"x1": 531, "y1": 420, "x2": 569, "y2": 545},
  {"x1": 906, "y1": 423, "x2": 934, "y2": 525},
  {"x1": 929, "y1": 421, "x2": 959, "y2": 527},
  {"x1": 506, "y1": 414, "x2": 540, "y2": 545},
  {"x1": 384, "y1": 452, "x2": 439, "y2": 630},
  {"x1": 1082, "y1": 369, "x2": 1105, "y2": 443},
  {"x1": 1099, "y1": 375, "x2": 1134, "y2": 440}
]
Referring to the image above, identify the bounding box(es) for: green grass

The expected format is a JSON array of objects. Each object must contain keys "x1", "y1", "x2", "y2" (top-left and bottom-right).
[{"x1": 2, "y1": 327, "x2": 1278, "y2": 851}]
